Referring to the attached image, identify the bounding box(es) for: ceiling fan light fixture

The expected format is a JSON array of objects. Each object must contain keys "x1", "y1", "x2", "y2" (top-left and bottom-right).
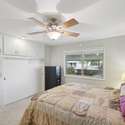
[{"x1": 47, "y1": 31, "x2": 61, "y2": 40}]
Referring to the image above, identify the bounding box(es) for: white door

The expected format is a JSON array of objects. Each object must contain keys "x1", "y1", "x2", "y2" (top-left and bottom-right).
[
  {"x1": 0, "y1": 58, "x2": 3, "y2": 106},
  {"x1": 2, "y1": 58, "x2": 42, "y2": 105}
]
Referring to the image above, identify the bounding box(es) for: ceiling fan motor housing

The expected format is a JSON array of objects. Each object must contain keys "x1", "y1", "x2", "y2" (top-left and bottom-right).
[{"x1": 42, "y1": 13, "x2": 65, "y2": 26}]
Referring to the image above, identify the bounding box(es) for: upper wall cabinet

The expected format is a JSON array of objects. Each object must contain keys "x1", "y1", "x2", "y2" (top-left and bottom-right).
[
  {"x1": 3, "y1": 34, "x2": 44, "y2": 58},
  {"x1": 0, "y1": 34, "x2": 2, "y2": 55}
]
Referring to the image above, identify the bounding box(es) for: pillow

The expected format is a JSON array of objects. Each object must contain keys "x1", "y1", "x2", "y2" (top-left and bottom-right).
[
  {"x1": 120, "y1": 96, "x2": 125, "y2": 117},
  {"x1": 120, "y1": 83, "x2": 125, "y2": 96},
  {"x1": 120, "y1": 83, "x2": 125, "y2": 117}
]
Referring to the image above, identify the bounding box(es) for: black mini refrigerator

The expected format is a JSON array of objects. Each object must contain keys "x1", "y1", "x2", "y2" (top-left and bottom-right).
[{"x1": 45, "y1": 66, "x2": 61, "y2": 90}]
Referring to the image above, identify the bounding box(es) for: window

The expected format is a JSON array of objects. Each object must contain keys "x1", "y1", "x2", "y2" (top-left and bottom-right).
[
  {"x1": 65, "y1": 49, "x2": 104, "y2": 80},
  {"x1": 65, "y1": 54, "x2": 82, "y2": 75}
]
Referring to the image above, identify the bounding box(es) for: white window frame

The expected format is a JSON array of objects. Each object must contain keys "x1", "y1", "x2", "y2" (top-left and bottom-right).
[{"x1": 64, "y1": 48, "x2": 105, "y2": 81}]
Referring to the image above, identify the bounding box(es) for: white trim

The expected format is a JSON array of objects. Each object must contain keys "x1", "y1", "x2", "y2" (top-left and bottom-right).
[
  {"x1": 64, "y1": 48, "x2": 105, "y2": 81},
  {"x1": 0, "y1": 55, "x2": 44, "y2": 60},
  {"x1": 64, "y1": 48, "x2": 104, "y2": 55}
]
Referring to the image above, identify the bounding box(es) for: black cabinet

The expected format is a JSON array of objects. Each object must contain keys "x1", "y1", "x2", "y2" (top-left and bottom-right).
[{"x1": 45, "y1": 66, "x2": 61, "y2": 90}]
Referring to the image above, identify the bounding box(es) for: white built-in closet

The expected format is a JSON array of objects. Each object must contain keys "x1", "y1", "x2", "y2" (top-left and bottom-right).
[{"x1": 0, "y1": 34, "x2": 45, "y2": 105}]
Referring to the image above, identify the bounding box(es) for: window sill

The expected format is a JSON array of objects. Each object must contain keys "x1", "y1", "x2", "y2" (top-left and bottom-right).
[{"x1": 64, "y1": 74, "x2": 105, "y2": 81}]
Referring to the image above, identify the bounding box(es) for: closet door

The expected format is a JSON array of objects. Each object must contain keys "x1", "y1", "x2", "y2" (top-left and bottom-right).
[
  {"x1": 0, "y1": 58, "x2": 3, "y2": 106},
  {"x1": 0, "y1": 34, "x2": 4, "y2": 106},
  {"x1": 0, "y1": 34, "x2": 2, "y2": 55},
  {"x1": 2, "y1": 59, "x2": 43, "y2": 105}
]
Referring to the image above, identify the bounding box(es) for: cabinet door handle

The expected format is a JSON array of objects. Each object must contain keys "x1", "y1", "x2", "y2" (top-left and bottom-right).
[{"x1": 4, "y1": 77, "x2": 6, "y2": 80}]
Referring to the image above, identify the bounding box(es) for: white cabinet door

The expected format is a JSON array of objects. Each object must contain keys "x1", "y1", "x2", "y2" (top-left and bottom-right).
[
  {"x1": 3, "y1": 34, "x2": 45, "y2": 58},
  {"x1": 0, "y1": 58, "x2": 3, "y2": 106},
  {"x1": 4, "y1": 35, "x2": 27, "y2": 56},
  {"x1": 0, "y1": 34, "x2": 2, "y2": 55},
  {"x1": 25, "y1": 41, "x2": 45, "y2": 58}
]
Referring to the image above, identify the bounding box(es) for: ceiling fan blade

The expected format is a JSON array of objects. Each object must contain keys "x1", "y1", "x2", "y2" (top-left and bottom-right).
[
  {"x1": 28, "y1": 31, "x2": 47, "y2": 35},
  {"x1": 29, "y1": 17, "x2": 46, "y2": 27},
  {"x1": 63, "y1": 18, "x2": 79, "y2": 28},
  {"x1": 63, "y1": 31, "x2": 80, "y2": 37}
]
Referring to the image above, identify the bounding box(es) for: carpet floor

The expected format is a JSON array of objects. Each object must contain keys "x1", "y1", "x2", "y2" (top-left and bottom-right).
[{"x1": 0, "y1": 98, "x2": 30, "y2": 125}]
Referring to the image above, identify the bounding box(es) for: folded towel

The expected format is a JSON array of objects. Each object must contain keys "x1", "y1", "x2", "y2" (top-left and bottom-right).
[{"x1": 72, "y1": 100, "x2": 90, "y2": 116}]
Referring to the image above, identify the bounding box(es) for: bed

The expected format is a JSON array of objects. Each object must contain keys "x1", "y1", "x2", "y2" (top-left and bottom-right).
[{"x1": 19, "y1": 83, "x2": 125, "y2": 125}]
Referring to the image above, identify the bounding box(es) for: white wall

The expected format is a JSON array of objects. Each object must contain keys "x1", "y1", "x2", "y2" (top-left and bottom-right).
[
  {"x1": 45, "y1": 45, "x2": 52, "y2": 66},
  {"x1": 48, "y1": 35, "x2": 125, "y2": 88}
]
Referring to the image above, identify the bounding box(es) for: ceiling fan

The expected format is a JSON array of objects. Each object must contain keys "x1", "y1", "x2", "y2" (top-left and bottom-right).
[{"x1": 28, "y1": 17, "x2": 80, "y2": 40}]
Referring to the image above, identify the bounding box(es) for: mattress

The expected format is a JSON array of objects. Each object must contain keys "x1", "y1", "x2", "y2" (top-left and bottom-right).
[{"x1": 19, "y1": 83, "x2": 124, "y2": 125}]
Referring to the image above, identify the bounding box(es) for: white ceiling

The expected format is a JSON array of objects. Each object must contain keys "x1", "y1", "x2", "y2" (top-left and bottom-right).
[{"x1": 0, "y1": 0, "x2": 125, "y2": 45}]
